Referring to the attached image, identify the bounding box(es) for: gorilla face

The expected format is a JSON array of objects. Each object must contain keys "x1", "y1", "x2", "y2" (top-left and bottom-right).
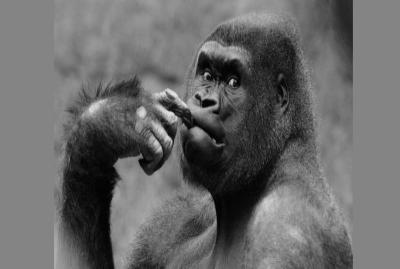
[
  {"x1": 179, "y1": 14, "x2": 295, "y2": 195},
  {"x1": 180, "y1": 41, "x2": 267, "y2": 194},
  {"x1": 181, "y1": 41, "x2": 250, "y2": 165}
]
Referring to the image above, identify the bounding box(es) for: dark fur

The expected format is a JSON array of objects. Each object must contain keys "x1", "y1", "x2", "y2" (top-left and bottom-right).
[
  {"x1": 56, "y1": 13, "x2": 352, "y2": 269},
  {"x1": 57, "y1": 77, "x2": 147, "y2": 268}
]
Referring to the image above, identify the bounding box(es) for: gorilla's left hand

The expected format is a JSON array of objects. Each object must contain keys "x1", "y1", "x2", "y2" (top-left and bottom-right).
[
  {"x1": 78, "y1": 88, "x2": 188, "y2": 175},
  {"x1": 135, "y1": 89, "x2": 188, "y2": 174}
]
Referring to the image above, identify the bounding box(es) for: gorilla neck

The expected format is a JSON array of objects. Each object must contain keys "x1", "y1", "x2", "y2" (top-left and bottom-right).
[
  {"x1": 207, "y1": 157, "x2": 271, "y2": 264},
  {"x1": 211, "y1": 180, "x2": 265, "y2": 256},
  {"x1": 209, "y1": 136, "x2": 318, "y2": 264}
]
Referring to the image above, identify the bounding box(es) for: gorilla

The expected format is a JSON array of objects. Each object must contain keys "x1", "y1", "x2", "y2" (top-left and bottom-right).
[{"x1": 55, "y1": 13, "x2": 352, "y2": 269}]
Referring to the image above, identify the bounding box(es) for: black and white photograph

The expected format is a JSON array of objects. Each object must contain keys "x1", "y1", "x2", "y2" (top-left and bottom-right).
[{"x1": 54, "y1": 1, "x2": 353, "y2": 268}]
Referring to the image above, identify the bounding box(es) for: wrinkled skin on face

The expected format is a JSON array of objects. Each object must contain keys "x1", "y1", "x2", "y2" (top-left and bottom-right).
[
  {"x1": 182, "y1": 42, "x2": 248, "y2": 161},
  {"x1": 176, "y1": 13, "x2": 315, "y2": 197},
  {"x1": 179, "y1": 38, "x2": 286, "y2": 195}
]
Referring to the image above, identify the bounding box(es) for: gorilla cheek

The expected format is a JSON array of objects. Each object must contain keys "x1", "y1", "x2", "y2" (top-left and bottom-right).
[{"x1": 182, "y1": 127, "x2": 224, "y2": 167}]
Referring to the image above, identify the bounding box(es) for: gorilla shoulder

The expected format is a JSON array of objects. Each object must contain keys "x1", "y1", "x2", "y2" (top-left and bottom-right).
[{"x1": 247, "y1": 179, "x2": 352, "y2": 269}]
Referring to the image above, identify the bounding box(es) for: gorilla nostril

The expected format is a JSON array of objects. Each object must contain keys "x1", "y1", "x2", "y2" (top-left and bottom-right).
[
  {"x1": 193, "y1": 92, "x2": 218, "y2": 111},
  {"x1": 202, "y1": 99, "x2": 217, "y2": 108},
  {"x1": 194, "y1": 93, "x2": 202, "y2": 104}
]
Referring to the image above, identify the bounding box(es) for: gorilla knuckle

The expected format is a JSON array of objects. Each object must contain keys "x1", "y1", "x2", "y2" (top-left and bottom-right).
[
  {"x1": 136, "y1": 106, "x2": 147, "y2": 119},
  {"x1": 165, "y1": 111, "x2": 178, "y2": 129},
  {"x1": 169, "y1": 113, "x2": 179, "y2": 125},
  {"x1": 136, "y1": 123, "x2": 149, "y2": 139},
  {"x1": 134, "y1": 120, "x2": 145, "y2": 135},
  {"x1": 164, "y1": 137, "x2": 173, "y2": 151},
  {"x1": 147, "y1": 134, "x2": 161, "y2": 153},
  {"x1": 152, "y1": 143, "x2": 163, "y2": 159},
  {"x1": 153, "y1": 91, "x2": 166, "y2": 101}
]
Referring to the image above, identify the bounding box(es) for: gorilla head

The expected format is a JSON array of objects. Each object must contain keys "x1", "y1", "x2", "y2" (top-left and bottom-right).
[{"x1": 180, "y1": 13, "x2": 316, "y2": 195}]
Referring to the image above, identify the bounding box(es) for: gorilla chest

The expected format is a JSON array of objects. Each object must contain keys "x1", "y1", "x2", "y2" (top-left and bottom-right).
[
  {"x1": 165, "y1": 226, "x2": 215, "y2": 269},
  {"x1": 165, "y1": 228, "x2": 253, "y2": 269}
]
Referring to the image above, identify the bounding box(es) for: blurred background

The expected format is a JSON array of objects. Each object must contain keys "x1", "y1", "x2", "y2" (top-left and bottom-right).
[{"x1": 54, "y1": 0, "x2": 352, "y2": 267}]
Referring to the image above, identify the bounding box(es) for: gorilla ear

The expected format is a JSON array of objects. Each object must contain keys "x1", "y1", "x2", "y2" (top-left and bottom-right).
[{"x1": 276, "y1": 73, "x2": 289, "y2": 112}]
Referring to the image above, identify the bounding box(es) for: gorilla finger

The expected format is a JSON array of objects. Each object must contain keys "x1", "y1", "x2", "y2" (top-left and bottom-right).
[
  {"x1": 149, "y1": 120, "x2": 174, "y2": 163},
  {"x1": 138, "y1": 133, "x2": 163, "y2": 175},
  {"x1": 135, "y1": 110, "x2": 163, "y2": 174},
  {"x1": 139, "y1": 158, "x2": 160, "y2": 176},
  {"x1": 152, "y1": 104, "x2": 179, "y2": 139},
  {"x1": 155, "y1": 89, "x2": 189, "y2": 115},
  {"x1": 163, "y1": 89, "x2": 193, "y2": 128}
]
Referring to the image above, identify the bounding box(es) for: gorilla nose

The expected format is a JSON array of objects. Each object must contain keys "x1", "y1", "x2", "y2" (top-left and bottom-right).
[
  {"x1": 194, "y1": 92, "x2": 219, "y2": 113},
  {"x1": 201, "y1": 98, "x2": 217, "y2": 108},
  {"x1": 187, "y1": 96, "x2": 225, "y2": 143}
]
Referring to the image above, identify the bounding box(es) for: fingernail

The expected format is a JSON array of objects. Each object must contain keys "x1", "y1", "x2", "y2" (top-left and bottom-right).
[{"x1": 165, "y1": 88, "x2": 177, "y2": 98}]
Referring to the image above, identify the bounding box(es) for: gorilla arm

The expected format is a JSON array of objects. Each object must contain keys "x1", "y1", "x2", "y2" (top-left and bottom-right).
[
  {"x1": 54, "y1": 78, "x2": 182, "y2": 269},
  {"x1": 250, "y1": 197, "x2": 324, "y2": 269}
]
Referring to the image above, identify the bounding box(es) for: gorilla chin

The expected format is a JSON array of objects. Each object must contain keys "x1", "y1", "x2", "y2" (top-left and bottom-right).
[{"x1": 181, "y1": 125, "x2": 225, "y2": 167}]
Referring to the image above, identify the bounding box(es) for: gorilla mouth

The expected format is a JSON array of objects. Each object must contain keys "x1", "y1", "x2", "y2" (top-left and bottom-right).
[
  {"x1": 180, "y1": 115, "x2": 226, "y2": 166},
  {"x1": 184, "y1": 126, "x2": 224, "y2": 146},
  {"x1": 181, "y1": 105, "x2": 226, "y2": 144},
  {"x1": 192, "y1": 118, "x2": 225, "y2": 145}
]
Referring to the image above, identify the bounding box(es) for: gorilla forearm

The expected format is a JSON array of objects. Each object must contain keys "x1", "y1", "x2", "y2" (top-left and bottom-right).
[
  {"x1": 60, "y1": 163, "x2": 117, "y2": 268},
  {"x1": 57, "y1": 78, "x2": 145, "y2": 269}
]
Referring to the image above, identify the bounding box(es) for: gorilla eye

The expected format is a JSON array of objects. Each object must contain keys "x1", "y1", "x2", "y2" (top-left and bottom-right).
[
  {"x1": 202, "y1": 71, "x2": 213, "y2": 82},
  {"x1": 227, "y1": 77, "x2": 240, "y2": 88}
]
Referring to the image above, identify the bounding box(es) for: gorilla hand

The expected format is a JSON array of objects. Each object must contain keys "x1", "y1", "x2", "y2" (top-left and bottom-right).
[
  {"x1": 75, "y1": 87, "x2": 187, "y2": 175},
  {"x1": 134, "y1": 89, "x2": 187, "y2": 175}
]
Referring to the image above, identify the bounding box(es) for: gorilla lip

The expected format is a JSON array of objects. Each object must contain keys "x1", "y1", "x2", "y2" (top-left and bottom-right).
[
  {"x1": 188, "y1": 116, "x2": 225, "y2": 145},
  {"x1": 168, "y1": 94, "x2": 225, "y2": 147},
  {"x1": 171, "y1": 103, "x2": 224, "y2": 145},
  {"x1": 181, "y1": 117, "x2": 226, "y2": 149},
  {"x1": 181, "y1": 125, "x2": 225, "y2": 167}
]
